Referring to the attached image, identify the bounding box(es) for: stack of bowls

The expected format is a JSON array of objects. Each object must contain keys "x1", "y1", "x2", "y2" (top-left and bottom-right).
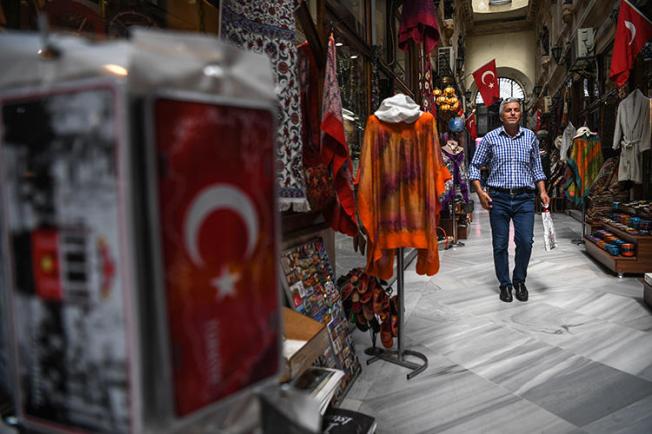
[{"x1": 621, "y1": 243, "x2": 636, "y2": 257}]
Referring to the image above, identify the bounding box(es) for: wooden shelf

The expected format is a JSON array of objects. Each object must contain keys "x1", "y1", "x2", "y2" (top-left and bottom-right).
[
  {"x1": 619, "y1": 205, "x2": 652, "y2": 219},
  {"x1": 601, "y1": 221, "x2": 652, "y2": 243},
  {"x1": 584, "y1": 232, "x2": 652, "y2": 276}
]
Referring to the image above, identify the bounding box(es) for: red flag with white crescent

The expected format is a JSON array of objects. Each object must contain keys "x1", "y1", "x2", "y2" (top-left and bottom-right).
[
  {"x1": 610, "y1": 0, "x2": 652, "y2": 87},
  {"x1": 154, "y1": 99, "x2": 280, "y2": 416},
  {"x1": 472, "y1": 59, "x2": 500, "y2": 107},
  {"x1": 465, "y1": 112, "x2": 478, "y2": 140}
]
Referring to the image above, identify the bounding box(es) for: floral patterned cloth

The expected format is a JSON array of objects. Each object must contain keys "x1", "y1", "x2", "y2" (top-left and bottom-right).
[{"x1": 221, "y1": 0, "x2": 310, "y2": 211}]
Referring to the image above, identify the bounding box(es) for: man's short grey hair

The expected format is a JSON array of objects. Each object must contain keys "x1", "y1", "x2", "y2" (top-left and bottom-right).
[{"x1": 499, "y1": 97, "x2": 522, "y2": 115}]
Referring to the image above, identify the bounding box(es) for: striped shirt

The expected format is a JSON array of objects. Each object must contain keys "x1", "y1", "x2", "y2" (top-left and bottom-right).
[{"x1": 469, "y1": 126, "x2": 546, "y2": 189}]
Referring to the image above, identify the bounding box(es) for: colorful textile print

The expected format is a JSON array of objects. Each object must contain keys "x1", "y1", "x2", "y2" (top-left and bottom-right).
[
  {"x1": 547, "y1": 148, "x2": 565, "y2": 196},
  {"x1": 418, "y1": 44, "x2": 436, "y2": 115},
  {"x1": 221, "y1": 0, "x2": 309, "y2": 211},
  {"x1": 586, "y1": 157, "x2": 628, "y2": 223},
  {"x1": 357, "y1": 113, "x2": 451, "y2": 280},
  {"x1": 564, "y1": 134, "x2": 604, "y2": 207},
  {"x1": 298, "y1": 42, "x2": 336, "y2": 212},
  {"x1": 441, "y1": 149, "x2": 470, "y2": 210},
  {"x1": 321, "y1": 35, "x2": 358, "y2": 236}
]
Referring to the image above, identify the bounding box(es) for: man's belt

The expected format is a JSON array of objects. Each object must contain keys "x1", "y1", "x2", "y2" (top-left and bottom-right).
[{"x1": 488, "y1": 186, "x2": 535, "y2": 195}]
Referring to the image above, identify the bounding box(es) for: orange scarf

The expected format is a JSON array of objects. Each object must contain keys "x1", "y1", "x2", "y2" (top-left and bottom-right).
[{"x1": 357, "y1": 112, "x2": 451, "y2": 279}]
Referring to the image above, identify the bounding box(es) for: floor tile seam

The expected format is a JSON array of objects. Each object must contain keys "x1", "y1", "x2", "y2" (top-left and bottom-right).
[
  {"x1": 393, "y1": 348, "x2": 586, "y2": 433},
  {"x1": 438, "y1": 346, "x2": 652, "y2": 431}
]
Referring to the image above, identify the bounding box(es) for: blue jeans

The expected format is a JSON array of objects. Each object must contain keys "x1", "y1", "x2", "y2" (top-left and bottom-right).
[{"x1": 488, "y1": 190, "x2": 535, "y2": 287}]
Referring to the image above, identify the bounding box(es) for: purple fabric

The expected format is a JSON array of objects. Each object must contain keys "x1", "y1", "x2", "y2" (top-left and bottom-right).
[{"x1": 441, "y1": 149, "x2": 470, "y2": 210}]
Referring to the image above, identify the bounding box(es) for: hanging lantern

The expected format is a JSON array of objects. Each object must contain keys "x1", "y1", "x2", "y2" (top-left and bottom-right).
[
  {"x1": 449, "y1": 96, "x2": 458, "y2": 105},
  {"x1": 436, "y1": 96, "x2": 447, "y2": 104},
  {"x1": 444, "y1": 86, "x2": 455, "y2": 95},
  {"x1": 433, "y1": 88, "x2": 442, "y2": 97},
  {"x1": 441, "y1": 104, "x2": 451, "y2": 111}
]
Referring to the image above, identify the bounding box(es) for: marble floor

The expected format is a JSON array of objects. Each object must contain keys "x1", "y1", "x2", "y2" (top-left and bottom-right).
[{"x1": 336, "y1": 209, "x2": 652, "y2": 434}]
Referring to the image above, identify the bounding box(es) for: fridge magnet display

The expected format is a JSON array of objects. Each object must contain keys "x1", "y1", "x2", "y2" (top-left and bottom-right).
[{"x1": 280, "y1": 237, "x2": 360, "y2": 401}]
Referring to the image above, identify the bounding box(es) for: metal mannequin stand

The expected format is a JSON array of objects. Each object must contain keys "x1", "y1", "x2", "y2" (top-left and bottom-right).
[
  {"x1": 365, "y1": 248, "x2": 428, "y2": 380},
  {"x1": 446, "y1": 201, "x2": 465, "y2": 249}
]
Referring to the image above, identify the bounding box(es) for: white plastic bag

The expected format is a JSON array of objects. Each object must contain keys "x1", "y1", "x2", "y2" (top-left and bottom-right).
[{"x1": 542, "y1": 205, "x2": 558, "y2": 251}]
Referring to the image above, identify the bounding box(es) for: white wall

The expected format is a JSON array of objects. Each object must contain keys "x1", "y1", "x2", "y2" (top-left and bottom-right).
[
  {"x1": 465, "y1": 30, "x2": 536, "y2": 95},
  {"x1": 472, "y1": 0, "x2": 529, "y2": 14}
]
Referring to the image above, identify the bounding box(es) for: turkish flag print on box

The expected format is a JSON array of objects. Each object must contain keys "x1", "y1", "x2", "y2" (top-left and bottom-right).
[
  {"x1": 153, "y1": 98, "x2": 280, "y2": 416},
  {"x1": 31, "y1": 229, "x2": 63, "y2": 302},
  {"x1": 472, "y1": 59, "x2": 500, "y2": 107},
  {"x1": 609, "y1": 0, "x2": 652, "y2": 87}
]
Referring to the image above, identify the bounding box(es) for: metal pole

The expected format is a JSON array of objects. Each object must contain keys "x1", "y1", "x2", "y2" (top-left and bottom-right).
[{"x1": 396, "y1": 248, "x2": 404, "y2": 361}]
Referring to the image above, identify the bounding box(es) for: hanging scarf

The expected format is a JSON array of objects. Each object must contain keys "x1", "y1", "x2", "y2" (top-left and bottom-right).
[
  {"x1": 321, "y1": 35, "x2": 358, "y2": 236},
  {"x1": 298, "y1": 42, "x2": 336, "y2": 212}
]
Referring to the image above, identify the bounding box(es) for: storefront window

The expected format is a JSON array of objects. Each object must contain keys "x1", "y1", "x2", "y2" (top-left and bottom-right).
[
  {"x1": 393, "y1": 11, "x2": 408, "y2": 84},
  {"x1": 336, "y1": 0, "x2": 366, "y2": 37},
  {"x1": 336, "y1": 41, "x2": 368, "y2": 161}
]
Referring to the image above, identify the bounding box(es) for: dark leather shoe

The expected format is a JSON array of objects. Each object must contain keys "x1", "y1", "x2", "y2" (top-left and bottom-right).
[
  {"x1": 514, "y1": 282, "x2": 528, "y2": 302},
  {"x1": 499, "y1": 285, "x2": 513, "y2": 303}
]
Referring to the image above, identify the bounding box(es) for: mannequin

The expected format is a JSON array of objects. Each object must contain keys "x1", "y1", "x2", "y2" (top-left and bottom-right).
[
  {"x1": 441, "y1": 136, "x2": 469, "y2": 211},
  {"x1": 357, "y1": 93, "x2": 451, "y2": 280},
  {"x1": 373, "y1": 93, "x2": 423, "y2": 124},
  {"x1": 442, "y1": 138, "x2": 463, "y2": 154}
]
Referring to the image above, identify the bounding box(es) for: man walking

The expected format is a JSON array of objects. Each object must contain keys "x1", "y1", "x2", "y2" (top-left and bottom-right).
[{"x1": 469, "y1": 98, "x2": 550, "y2": 302}]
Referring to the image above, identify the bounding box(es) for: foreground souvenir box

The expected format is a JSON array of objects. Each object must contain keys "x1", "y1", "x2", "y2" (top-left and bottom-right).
[{"x1": 0, "y1": 29, "x2": 281, "y2": 434}]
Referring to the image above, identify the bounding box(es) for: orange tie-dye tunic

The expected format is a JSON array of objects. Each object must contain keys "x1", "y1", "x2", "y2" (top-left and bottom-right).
[{"x1": 357, "y1": 112, "x2": 451, "y2": 280}]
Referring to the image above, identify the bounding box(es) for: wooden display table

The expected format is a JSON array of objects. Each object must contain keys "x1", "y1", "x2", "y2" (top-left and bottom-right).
[{"x1": 584, "y1": 221, "x2": 652, "y2": 277}]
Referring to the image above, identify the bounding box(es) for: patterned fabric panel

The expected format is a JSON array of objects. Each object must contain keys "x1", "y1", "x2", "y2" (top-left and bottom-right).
[{"x1": 221, "y1": 0, "x2": 310, "y2": 211}]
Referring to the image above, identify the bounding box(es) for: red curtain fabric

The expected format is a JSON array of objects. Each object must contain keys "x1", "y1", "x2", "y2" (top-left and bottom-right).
[{"x1": 398, "y1": 0, "x2": 440, "y2": 54}]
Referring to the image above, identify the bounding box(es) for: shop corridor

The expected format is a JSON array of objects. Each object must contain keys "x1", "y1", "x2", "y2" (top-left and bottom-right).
[{"x1": 337, "y1": 210, "x2": 652, "y2": 433}]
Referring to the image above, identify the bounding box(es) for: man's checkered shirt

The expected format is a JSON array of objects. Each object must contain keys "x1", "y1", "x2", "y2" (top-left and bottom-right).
[{"x1": 468, "y1": 126, "x2": 546, "y2": 189}]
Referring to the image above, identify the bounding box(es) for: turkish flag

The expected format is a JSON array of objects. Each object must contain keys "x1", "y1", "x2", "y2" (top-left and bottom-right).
[
  {"x1": 610, "y1": 0, "x2": 652, "y2": 87},
  {"x1": 472, "y1": 59, "x2": 500, "y2": 107},
  {"x1": 466, "y1": 112, "x2": 478, "y2": 140},
  {"x1": 154, "y1": 99, "x2": 280, "y2": 416},
  {"x1": 535, "y1": 109, "x2": 542, "y2": 131}
]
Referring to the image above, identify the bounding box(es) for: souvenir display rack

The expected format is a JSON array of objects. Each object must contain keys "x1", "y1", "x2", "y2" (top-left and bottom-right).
[
  {"x1": 584, "y1": 203, "x2": 652, "y2": 277},
  {"x1": 280, "y1": 237, "x2": 361, "y2": 402}
]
